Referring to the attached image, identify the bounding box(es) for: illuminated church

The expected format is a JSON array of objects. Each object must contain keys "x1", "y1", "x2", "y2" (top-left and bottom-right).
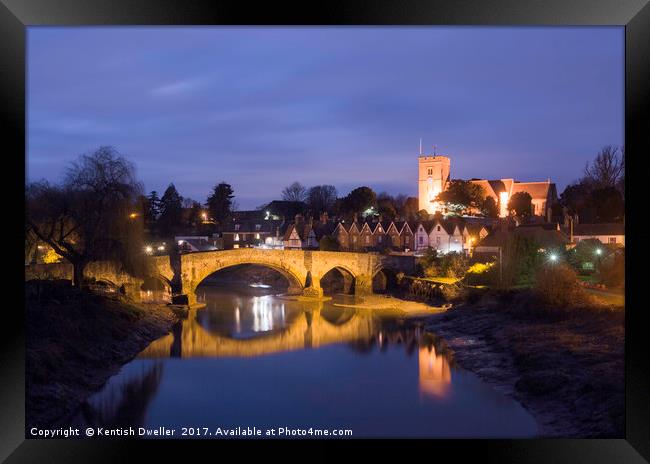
[{"x1": 418, "y1": 153, "x2": 557, "y2": 220}]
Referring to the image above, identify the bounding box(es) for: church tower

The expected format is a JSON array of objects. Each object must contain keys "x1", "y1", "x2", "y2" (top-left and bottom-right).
[{"x1": 418, "y1": 154, "x2": 451, "y2": 214}]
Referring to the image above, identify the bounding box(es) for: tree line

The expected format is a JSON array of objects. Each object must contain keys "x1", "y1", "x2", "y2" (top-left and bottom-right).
[{"x1": 278, "y1": 182, "x2": 423, "y2": 222}]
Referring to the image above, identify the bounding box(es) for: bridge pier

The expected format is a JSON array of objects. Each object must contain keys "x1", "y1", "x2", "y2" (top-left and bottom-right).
[
  {"x1": 342, "y1": 273, "x2": 355, "y2": 294},
  {"x1": 353, "y1": 275, "x2": 373, "y2": 296},
  {"x1": 301, "y1": 283, "x2": 324, "y2": 298}
]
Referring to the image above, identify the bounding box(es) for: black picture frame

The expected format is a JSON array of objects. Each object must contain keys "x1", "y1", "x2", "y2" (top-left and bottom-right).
[{"x1": 3, "y1": 0, "x2": 648, "y2": 461}]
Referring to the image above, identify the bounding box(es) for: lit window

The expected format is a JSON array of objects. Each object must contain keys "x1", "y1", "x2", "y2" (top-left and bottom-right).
[
  {"x1": 233, "y1": 244, "x2": 239, "y2": 249},
  {"x1": 365, "y1": 236, "x2": 370, "y2": 244},
  {"x1": 234, "y1": 234, "x2": 240, "y2": 241},
  {"x1": 234, "y1": 224, "x2": 240, "y2": 231},
  {"x1": 255, "y1": 233, "x2": 260, "y2": 239},
  {"x1": 255, "y1": 224, "x2": 261, "y2": 230},
  {"x1": 609, "y1": 237, "x2": 617, "y2": 244}
]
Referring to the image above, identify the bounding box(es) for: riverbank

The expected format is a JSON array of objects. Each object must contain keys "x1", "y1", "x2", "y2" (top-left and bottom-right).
[
  {"x1": 26, "y1": 282, "x2": 180, "y2": 429},
  {"x1": 423, "y1": 289, "x2": 624, "y2": 437}
]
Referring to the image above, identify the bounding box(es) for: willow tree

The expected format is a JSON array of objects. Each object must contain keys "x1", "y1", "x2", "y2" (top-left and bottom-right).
[{"x1": 26, "y1": 146, "x2": 145, "y2": 287}]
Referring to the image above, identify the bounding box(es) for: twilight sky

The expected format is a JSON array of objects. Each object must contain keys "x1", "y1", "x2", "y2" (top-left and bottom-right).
[{"x1": 27, "y1": 27, "x2": 623, "y2": 209}]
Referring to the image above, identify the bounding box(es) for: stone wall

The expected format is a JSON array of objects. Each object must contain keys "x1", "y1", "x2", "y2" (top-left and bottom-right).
[{"x1": 25, "y1": 250, "x2": 416, "y2": 305}]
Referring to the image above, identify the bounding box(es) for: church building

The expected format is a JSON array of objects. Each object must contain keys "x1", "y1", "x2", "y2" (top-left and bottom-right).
[{"x1": 418, "y1": 152, "x2": 557, "y2": 221}]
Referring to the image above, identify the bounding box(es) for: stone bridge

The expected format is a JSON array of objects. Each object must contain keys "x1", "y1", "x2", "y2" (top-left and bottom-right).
[
  {"x1": 25, "y1": 249, "x2": 415, "y2": 303},
  {"x1": 172, "y1": 249, "x2": 415, "y2": 305}
]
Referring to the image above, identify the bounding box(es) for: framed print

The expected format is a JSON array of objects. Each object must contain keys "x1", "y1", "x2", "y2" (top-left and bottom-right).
[{"x1": 3, "y1": 0, "x2": 649, "y2": 461}]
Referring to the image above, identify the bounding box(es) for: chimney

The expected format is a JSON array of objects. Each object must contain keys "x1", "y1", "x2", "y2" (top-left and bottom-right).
[
  {"x1": 320, "y1": 211, "x2": 328, "y2": 225},
  {"x1": 353, "y1": 213, "x2": 358, "y2": 223},
  {"x1": 295, "y1": 213, "x2": 304, "y2": 225}
]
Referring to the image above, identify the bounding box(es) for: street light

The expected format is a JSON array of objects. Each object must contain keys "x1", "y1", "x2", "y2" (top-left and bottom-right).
[
  {"x1": 595, "y1": 248, "x2": 602, "y2": 255},
  {"x1": 129, "y1": 212, "x2": 138, "y2": 219},
  {"x1": 549, "y1": 253, "x2": 558, "y2": 262}
]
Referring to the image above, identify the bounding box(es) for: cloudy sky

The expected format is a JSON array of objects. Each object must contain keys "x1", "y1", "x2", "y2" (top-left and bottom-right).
[{"x1": 27, "y1": 27, "x2": 623, "y2": 209}]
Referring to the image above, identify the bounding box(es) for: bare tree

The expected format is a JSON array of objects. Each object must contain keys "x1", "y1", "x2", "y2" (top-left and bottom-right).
[
  {"x1": 26, "y1": 146, "x2": 144, "y2": 287},
  {"x1": 584, "y1": 145, "x2": 625, "y2": 190},
  {"x1": 307, "y1": 185, "x2": 338, "y2": 214},
  {"x1": 281, "y1": 182, "x2": 307, "y2": 202}
]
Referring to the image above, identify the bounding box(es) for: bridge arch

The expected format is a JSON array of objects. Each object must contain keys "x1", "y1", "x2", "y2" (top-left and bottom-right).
[
  {"x1": 319, "y1": 266, "x2": 357, "y2": 295},
  {"x1": 181, "y1": 251, "x2": 310, "y2": 302},
  {"x1": 372, "y1": 267, "x2": 398, "y2": 293}
]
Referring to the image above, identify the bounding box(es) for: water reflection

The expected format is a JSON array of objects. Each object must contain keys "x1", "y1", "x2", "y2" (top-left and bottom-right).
[
  {"x1": 67, "y1": 287, "x2": 538, "y2": 437},
  {"x1": 419, "y1": 344, "x2": 452, "y2": 399}
]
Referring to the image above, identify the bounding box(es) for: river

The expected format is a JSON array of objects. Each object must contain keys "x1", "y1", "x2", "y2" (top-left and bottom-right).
[{"x1": 65, "y1": 284, "x2": 538, "y2": 438}]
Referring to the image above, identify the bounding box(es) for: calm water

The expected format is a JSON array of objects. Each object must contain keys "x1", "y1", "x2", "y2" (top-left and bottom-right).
[{"x1": 68, "y1": 286, "x2": 538, "y2": 438}]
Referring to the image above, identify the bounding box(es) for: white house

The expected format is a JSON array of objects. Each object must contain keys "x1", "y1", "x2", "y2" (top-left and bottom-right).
[{"x1": 571, "y1": 223, "x2": 625, "y2": 246}]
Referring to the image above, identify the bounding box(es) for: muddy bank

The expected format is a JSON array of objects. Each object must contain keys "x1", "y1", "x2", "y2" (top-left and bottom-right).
[
  {"x1": 423, "y1": 290, "x2": 624, "y2": 437},
  {"x1": 26, "y1": 282, "x2": 180, "y2": 429}
]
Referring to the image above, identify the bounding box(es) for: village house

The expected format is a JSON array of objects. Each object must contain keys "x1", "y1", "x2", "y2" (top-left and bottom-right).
[
  {"x1": 282, "y1": 215, "x2": 319, "y2": 249},
  {"x1": 411, "y1": 218, "x2": 488, "y2": 255},
  {"x1": 215, "y1": 220, "x2": 281, "y2": 249},
  {"x1": 568, "y1": 223, "x2": 625, "y2": 246}
]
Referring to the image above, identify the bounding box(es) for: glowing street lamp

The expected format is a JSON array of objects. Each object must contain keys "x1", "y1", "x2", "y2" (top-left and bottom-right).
[
  {"x1": 595, "y1": 248, "x2": 602, "y2": 255},
  {"x1": 201, "y1": 212, "x2": 207, "y2": 222},
  {"x1": 549, "y1": 253, "x2": 558, "y2": 262},
  {"x1": 144, "y1": 245, "x2": 153, "y2": 254},
  {"x1": 129, "y1": 212, "x2": 138, "y2": 219}
]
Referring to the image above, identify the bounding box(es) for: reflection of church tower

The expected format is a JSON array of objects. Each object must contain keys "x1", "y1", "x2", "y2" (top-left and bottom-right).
[
  {"x1": 418, "y1": 345, "x2": 451, "y2": 399},
  {"x1": 418, "y1": 155, "x2": 451, "y2": 214}
]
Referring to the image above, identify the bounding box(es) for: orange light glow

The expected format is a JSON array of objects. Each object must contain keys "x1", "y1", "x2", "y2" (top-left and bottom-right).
[{"x1": 418, "y1": 345, "x2": 452, "y2": 399}]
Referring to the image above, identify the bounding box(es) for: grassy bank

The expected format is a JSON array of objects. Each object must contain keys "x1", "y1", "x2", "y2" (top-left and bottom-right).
[
  {"x1": 425, "y1": 289, "x2": 624, "y2": 437},
  {"x1": 26, "y1": 281, "x2": 179, "y2": 429}
]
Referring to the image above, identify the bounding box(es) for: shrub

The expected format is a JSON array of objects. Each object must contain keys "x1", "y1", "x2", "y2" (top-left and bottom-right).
[
  {"x1": 534, "y1": 263, "x2": 592, "y2": 307},
  {"x1": 418, "y1": 249, "x2": 469, "y2": 279},
  {"x1": 597, "y1": 249, "x2": 624, "y2": 289},
  {"x1": 501, "y1": 235, "x2": 543, "y2": 287},
  {"x1": 464, "y1": 260, "x2": 497, "y2": 286},
  {"x1": 437, "y1": 252, "x2": 469, "y2": 279},
  {"x1": 417, "y1": 248, "x2": 439, "y2": 277},
  {"x1": 567, "y1": 238, "x2": 602, "y2": 274}
]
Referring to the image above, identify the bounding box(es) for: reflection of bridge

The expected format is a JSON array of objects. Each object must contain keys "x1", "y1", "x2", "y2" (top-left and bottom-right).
[
  {"x1": 26, "y1": 249, "x2": 415, "y2": 303},
  {"x1": 139, "y1": 302, "x2": 377, "y2": 358},
  {"x1": 137, "y1": 302, "x2": 452, "y2": 399}
]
